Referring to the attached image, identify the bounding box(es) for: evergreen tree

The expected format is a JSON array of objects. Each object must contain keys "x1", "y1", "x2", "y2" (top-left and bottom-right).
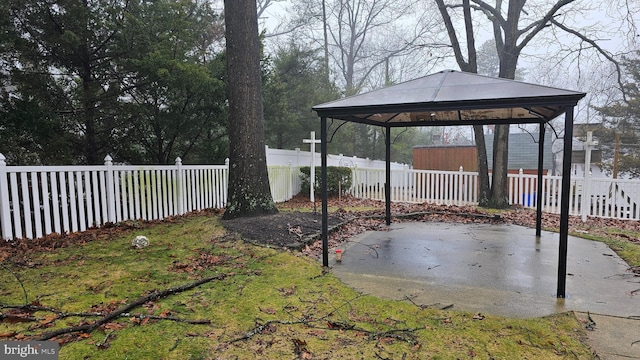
[
  {"x1": 263, "y1": 41, "x2": 339, "y2": 150},
  {"x1": 0, "y1": 0, "x2": 228, "y2": 165},
  {"x1": 594, "y1": 54, "x2": 640, "y2": 178}
]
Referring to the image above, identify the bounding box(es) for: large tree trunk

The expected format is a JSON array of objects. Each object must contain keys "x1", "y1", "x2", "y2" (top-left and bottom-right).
[
  {"x1": 489, "y1": 124, "x2": 510, "y2": 208},
  {"x1": 487, "y1": 1, "x2": 521, "y2": 208},
  {"x1": 222, "y1": 0, "x2": 277, "y2": 219},
  {"x1": 473, "y1": 125, "x2": 490, "y2": 206}
]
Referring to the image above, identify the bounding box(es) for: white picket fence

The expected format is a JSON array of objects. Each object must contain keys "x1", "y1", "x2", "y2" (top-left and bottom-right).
[
  {"x1": 349, "y1": 166, "x2": 640, "y2": 220},
  {"x1": 2, "y1": 153, "x2": 639, "y2": 241}
]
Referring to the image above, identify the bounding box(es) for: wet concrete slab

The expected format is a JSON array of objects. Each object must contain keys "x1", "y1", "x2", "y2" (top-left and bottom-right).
[
  {"x1": 576, "y1": 312, "x2": 640, "y2": 360},
  {"x1": 329, "y1": 222, "x2": 640, "y2": 358},
  {"x1": 329, "y1": 222, "x2": 639, "y2": 319}
]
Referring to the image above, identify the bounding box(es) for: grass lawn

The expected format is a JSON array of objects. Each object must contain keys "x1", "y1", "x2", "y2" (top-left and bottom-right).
[{"x1": 0, "y1": 211, "x2": 599, "y2": 359}]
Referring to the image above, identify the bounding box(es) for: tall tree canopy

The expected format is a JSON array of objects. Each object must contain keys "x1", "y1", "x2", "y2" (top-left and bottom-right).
[
  {"x1": 0, "y1": 0, "x2": 227, "y2": 165},
  {"x1": 433, "y1": 0, "x2": 630, "y2": 208},
  {"x1": 287, "y1": 0, "x2": 440, "y2": 94},
  {"x1": 263, "y1": 41, "x2": 340, "y2": 149}
]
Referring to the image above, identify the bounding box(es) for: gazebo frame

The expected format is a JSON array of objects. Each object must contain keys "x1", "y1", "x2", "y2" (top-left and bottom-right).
[{"x1": 313, "y1": 70, "x2": 586, "y2": 298}]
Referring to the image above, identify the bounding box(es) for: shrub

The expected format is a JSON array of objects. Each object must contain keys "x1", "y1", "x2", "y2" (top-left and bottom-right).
[{"x1": 300, "y1": 166, "x2": 352, "y2": 197}]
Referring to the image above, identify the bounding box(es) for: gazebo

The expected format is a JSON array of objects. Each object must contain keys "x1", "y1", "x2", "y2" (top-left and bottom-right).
[{"x1": 312, "y1": 70, "x2": 586, "y2": 298}]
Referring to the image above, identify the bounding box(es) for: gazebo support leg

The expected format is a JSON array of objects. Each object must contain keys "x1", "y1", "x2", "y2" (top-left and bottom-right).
[
  {"x1": 557, "y1": 108, "x2": 574, "y2": 298},
  {"x1": 535, "y1": 124, "x2": 546, "y2": 237},
  {"x1": 321, "y1": 117, "x2": 329, "y2": 267},
  {"x1": 385, "y1": 126, "x2": 391, "y2": 226}
]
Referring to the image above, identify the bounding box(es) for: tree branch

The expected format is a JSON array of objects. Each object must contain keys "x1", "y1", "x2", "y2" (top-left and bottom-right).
[
  {"x1": 549, "y1": 18, "x2": 626, "y2": 100},
  {"x1": 463, "y1": 0, "x2": 478, "y2": 71},
  {"x1": 515, "y1": 0, "x2": 577, "y2": 52},
  {"x1": 470, "y1": 0, "x2": 506, "y2": 28},
  {"x1": 435, "y1": 0, "x2": 469, "y2": 70},
  {"x1": 36, "y1": 274, "x2": 227, "y2": 340}
]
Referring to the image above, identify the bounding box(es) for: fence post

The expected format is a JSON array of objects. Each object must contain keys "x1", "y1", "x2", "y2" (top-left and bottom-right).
[
  {"x1": 104, "y1": 155, "x2": 117, "y2": 223},
  {"x1": 518, "y1": 168, "x2": 524, "y2": 205},
  {"x1": 0, "y1": 154, "x2": 12, "y2": 240},
  {"x1": 458, "y1": 166, "x2": 464, "y2": 204},
  {"x1": 288, "y1": 161, "x2": 293, "y2": 199},
  {"x1": 581, "y1": 131, "x2": 594, "y2": 222},
  {"x1": 176, "y1": 157, "x2": 184, "y2": 215},
  {"x1": 224, "y1": 158, "x2": 229, "y2": 206}
]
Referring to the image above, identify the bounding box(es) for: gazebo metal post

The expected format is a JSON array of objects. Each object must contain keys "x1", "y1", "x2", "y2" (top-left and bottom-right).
[
  {"x1": 321, "y1": 116, "x2": 329, "y2": 267},
  {"x1": 535, "y1": 124, "x2": 546, "y2": 236},
  {"x1": 557, "y1": 107, "x2": 574, "y2": 298},
  {"x1": 385, "y1": 126, "x2": 391, "y2": 226}
]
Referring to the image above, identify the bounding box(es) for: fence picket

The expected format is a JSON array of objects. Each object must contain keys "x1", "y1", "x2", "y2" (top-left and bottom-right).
[
  {"x1": 31, "y1": 172, "x2": 43, "y2": 238},
  {"x1": 41, "y1": 173, "x2": 51, "y2": 235}
]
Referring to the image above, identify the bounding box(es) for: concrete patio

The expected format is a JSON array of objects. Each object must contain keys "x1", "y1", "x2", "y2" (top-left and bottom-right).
[{"x1": 329, "y1": 222, "x2": 640, "y2": 359}]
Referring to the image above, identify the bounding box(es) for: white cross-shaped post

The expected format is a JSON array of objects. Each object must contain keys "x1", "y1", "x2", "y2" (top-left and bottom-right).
[{"x1": 303, "y1": 131, "x2": 321, "y2": 202}]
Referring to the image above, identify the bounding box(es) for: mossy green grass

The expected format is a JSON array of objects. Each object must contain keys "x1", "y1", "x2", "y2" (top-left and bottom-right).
[{"x1": 1, "y1": 214, "x2": 595, "y2": 359}]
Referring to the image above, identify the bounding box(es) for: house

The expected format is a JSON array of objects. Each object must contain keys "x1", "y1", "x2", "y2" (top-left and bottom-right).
[{"x1": 413, "y1": 132, "x2": 554, "y2": 174}]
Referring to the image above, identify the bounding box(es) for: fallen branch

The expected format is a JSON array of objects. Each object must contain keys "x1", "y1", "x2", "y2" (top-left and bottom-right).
[
  {"x1": 0, "y1": 304, "x2": 210, "y2": 326},
  {"x1": 36, "y1": 274, "x2": 227, "y2": 340},
  {"x1": 1, "y1": 304, "x2": 102, "y2": 319},
  {"x1": 367, "y1": 327, "x2": 423, "y2": 344},
  {"x1": 403, "y1": 296, "x2": 452, "y2": 310},
  {"x1": 346, "y1": 240, "x2": 379, "y2": 258},
  {"x1": 129, "y1": 314, "x2": 210, "y2": 325},
  {"x1": 229, "y1": 319, "x2": 304, "y2": 343},
  {"x1": 1, "y1": 263, "x2": 29, "y2": 305}
]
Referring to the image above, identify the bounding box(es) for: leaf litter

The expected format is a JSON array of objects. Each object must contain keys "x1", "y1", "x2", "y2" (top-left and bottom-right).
[{"x1": 0, "y1": 196, "x2": 636, "y2": 358}]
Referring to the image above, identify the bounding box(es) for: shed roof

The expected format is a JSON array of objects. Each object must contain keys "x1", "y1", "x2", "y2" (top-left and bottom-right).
[{"x1": 313, "y1": 70, "x2": 585, "y2": 126}]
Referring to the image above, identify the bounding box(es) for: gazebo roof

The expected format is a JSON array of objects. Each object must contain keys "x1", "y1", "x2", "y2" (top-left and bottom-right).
[{"x1": 313, "y1": 70, "x2": 585, "y2": 126}]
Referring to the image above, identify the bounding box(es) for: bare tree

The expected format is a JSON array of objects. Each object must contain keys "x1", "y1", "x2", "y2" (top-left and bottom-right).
[
  {"x1": 434, "y1": 0, "x2": 632, "y2": 208},
  {"x1": 288, "y1": 0, "x2": 442, "y2": 94}
]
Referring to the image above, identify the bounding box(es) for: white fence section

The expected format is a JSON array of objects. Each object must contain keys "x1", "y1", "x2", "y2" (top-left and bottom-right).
[
  {"x1": 266, "y1": 145, "x2": 406, "y2": 170},
  {"x1": 0, "y1": 155, "x2": 228, "y2": 241},
  {"x1": 350, "y1": 167, "x2": 479, "y2": 206},
  {"x1": 3, "y1": 152, "x2": 640, "y2": 241},
  {"x1": 348, "y1": 167, "x2": 640, "y2": 220},
  {"x1": 268, "y1": 165, "x2": 302, "y2": 203}
]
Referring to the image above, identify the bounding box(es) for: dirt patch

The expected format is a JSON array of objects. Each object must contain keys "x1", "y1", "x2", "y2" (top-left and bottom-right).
[{"x1": 221, "y1": 211, "x2": 344, "y2": 248}]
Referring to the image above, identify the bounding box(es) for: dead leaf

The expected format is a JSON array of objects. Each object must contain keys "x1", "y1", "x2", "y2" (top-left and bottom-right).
[
  {"x1": 259, "y1": 307, "x2": 277, "y2": 315},
  {"x1": 41, "y1": 314, "x2": 58, "y2": 324},
  {"x1": 326, "y1": 321, "x2": 354, "y2": 330},
  {"x1": 102, "y1": 322, "x2": 127, "y2": 331},
  {"x1": 292, "y1": 338, "x2": 313, "y2": 359},
  {"x1": 307, "y1": 329, "x2": 325, "y2": 337},
  {"x1": 278, "y1": 286, "x2": 297, "y2": 296}
]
